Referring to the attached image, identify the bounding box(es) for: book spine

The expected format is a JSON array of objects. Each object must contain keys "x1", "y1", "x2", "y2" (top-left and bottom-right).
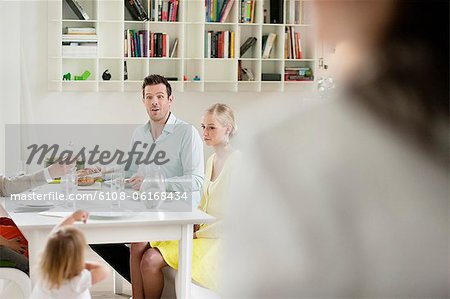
[
  {"x1": 162, "y1": 33, "x2": 167, "y2": 57},
  {"x1": 173, "y1": 0, "x2": 179, "y2": 21},
  {"x1": 158, "y1": 0, "x2": 162, "y2": 21},
  {"x1": 150, "y1": 32, "x2": 154, "y2": 57},
  {"x1": 170, "y1": 38, "x2": 178, "y2": 57},
  {"x1": 224, "y1": 31, "x2": 229, "y2": 58},
  {"x1": 212, "y1": 0, "x2": 216, "y2": 22},
  {"x1": 139, "y1": 32, "x2": 144, "y2": 57},
  {"x1": 290, "y1": 26, "x2": 295, "y2": 59},
  {"x1": 124, "y1": 31, "x2": 128, "y2": 57},
  {"x1": 158, "y1": 33, "x2": 163, "y2": 57},
  {"x1": 230, "y1": 31, "x2": 235, "y2": 58},
  {"x1": 269, "y1": 0, "x2": 283, "y2": 24},
  {"x1": 220, "y1": 0, "x2": 234, "y2": 22},
  {"x1": 134, "y1": 31, "x2": 139, "y2": 57},
  {"x1": 246, "y1": 0, "x2": 251, "y2": 22}
]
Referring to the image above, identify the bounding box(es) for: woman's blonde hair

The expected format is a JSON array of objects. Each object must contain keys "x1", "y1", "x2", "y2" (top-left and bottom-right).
[
  {"x1": 40, "y1": 226, "x2": 86, "y2": 289},
  {"x1": 205, "y1": 103, "x2": 237, "y2": 137}
]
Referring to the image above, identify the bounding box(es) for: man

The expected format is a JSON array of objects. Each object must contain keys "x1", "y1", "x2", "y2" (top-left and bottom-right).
[{"x1": 90, "y1": 74, "x2": 204, "y2": 282}]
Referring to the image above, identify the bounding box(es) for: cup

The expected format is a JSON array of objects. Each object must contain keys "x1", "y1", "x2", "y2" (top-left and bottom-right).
[
  {"x1": 63, "y1": 170, "x2": 78, "y2": 210},
  {"x1": 110, "y1": 172, "x2": 125, "y2": 207}
]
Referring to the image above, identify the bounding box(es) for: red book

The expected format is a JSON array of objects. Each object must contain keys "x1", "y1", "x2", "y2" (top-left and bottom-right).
[
  {"x1": 297, "y1": 32, "x2": 303, "y2": 59},
  {"x1": 130, "y1": 30, "x2": 135, "y2": 57},
  {"x1": 218, "y1": 32, "x2": 223, "y2": 58},
  {"x1": 150, "y1": 32, "x2": 154, "y2": 57},
  {"x1": 162, "y1": 33, "x2": 167, "y2": 57},
  {"x1": 171, "y1": 0, "x2": 178, "y2": 21}
]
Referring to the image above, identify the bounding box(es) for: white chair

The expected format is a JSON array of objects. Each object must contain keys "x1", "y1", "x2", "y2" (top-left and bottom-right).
[{"x1": 0, "y1": 268, "x2": 31, "y2": 299}]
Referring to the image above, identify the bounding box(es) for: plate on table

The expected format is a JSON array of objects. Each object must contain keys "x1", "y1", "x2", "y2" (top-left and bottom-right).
[
  {"x1": 88, "y1": 211, "x2": 139, "y2": 220},
  {"x1": 21, "y1": 201, "x2": 58, "y2": 208}
]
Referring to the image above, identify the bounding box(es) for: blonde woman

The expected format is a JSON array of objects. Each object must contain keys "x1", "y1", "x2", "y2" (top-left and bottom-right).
[
  {"x1": 130, "y1": 103, "x2": 237, "y2": 298},
  {"x1": 30, "y1": 210, "x2": 110, "y2": 299}
]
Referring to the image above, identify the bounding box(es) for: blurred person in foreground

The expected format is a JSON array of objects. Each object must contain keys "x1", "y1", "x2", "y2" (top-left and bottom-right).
[{"x1": 223, "y1": 0, "x2": 448, "y2": 298}]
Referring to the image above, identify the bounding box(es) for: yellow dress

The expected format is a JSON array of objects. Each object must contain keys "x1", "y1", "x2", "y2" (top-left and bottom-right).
[{"x1": 150, "y1": 151, "x2": 236, "y2": 290}]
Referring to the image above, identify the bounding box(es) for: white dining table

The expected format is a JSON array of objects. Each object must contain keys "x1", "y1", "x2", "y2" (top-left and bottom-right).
[{"x1": 2, "y1": 184, "x2": 215, "y2": 299}]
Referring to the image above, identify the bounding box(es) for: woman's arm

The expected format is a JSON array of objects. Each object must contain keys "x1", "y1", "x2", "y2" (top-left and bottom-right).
[
  {"x1": 85, "y1": 261, "x2": 111, "y2": 285},
  {"x1": 195, "y1": 221, "x2": 222, "y2": 239}
]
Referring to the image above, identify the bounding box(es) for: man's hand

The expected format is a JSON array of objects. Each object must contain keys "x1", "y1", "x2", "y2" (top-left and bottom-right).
[
  {"x1": 47, "y1": 161, "x2": 75, "y2": 179},
  {"x1": 128, "y1": 175, "x2": 144, "y2": 190},
  {"x1": 77, "y1": 166, "x2": 103, "y2": 178}
]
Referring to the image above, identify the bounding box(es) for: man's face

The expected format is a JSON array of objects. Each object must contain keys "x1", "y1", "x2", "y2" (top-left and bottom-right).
[{"x1": 142, "y1": 83, "x2": 173, "y2": 123}]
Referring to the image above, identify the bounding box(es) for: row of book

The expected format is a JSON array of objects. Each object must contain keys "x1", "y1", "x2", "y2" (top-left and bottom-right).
[
  {"x1": 206, "y1": 0, "x2": 235, "y2": 22},
  {"x1": 240, "y1": 0, "x2": 256, "y2": 23},
  {"x1": 285, "y1": 26, "x2": 303, "y2": 59},
  {"x1": 62, "y1": 27, "x2": 97, "y2": 57},
  {"x1": 124, "y1": 30, "x2": 179, "y2": 57},
  {"x1": 125, "y1": 0, "x2": 180, "y2": 21},
  {"x1": 286, "y1": 0, "x2": 304, "y2": 24},
  {"x1": 149, "y1": 0, "x2": 179, "y2": 22},
  {"x1": 285, "y1": 66, "x2": 313, "y2": 81},
  {"x1": 205, "y1": 31, "x2": 235, "y2": 58}
]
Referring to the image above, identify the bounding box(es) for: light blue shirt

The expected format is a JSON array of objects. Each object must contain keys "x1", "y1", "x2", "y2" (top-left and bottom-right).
[{"x1": 128, "y1": 113, "x2": 204, "y2": 207}]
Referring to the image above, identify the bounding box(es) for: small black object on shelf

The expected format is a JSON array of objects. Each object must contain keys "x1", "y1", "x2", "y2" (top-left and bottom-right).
[{"x1": 102, "y1": 69, "x2": 112, "y2": 81}]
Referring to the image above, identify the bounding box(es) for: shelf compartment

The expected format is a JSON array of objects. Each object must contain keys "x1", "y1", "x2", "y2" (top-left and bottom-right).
[
  {"x1": 98, "y1": 0, "x2": 123, "y2": 21},
  {"x1": 185, "y1": 25, "x2": 204, "y2": 59},
  {"x1": 261, "y1": 25, "x2": 284, "y2": 59},
  {"x1": 124, "y1": 0, "x2": 149, "y2": 22},
  {"x1": 148, "y1": 60, "x2": 182, "y2": 81},
  {"x1": 284, "y1": 25, "x2": 316, "y2": 60},
  {"x1": 239, "y1": 24, "x2": 261, "y2": 59},
  {"x1": 186, "y1": 0, "x2": 205, "y2": 23},
  {"x1": 98, "y1": 22, "x2": 123, "y2": 57},
  {"x1": 98, "y1": 59, "x2": 122, "y2": 81},
  {"x1": 238, "y1": 59, "x2": 261, "y2": 81},
  {"x1": 204, "y1": 59, "x2": 237, "y2": 82},
  {"x1": 124, "y1": 58, "x2": 148, "y2": 81},
  {"x1": 62, "y1": 58, "x2": 97, "y2": 82}
]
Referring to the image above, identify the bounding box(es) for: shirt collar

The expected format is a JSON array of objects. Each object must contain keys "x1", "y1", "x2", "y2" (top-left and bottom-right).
[
  {"x1": 145, "y1": 112, "x2": 177, "y2": 135},
  {"x1": 163, "y1": 112, "x2": 177, "y2": 133}
]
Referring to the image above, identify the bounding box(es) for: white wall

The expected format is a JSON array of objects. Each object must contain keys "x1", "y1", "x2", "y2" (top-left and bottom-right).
[{"x1": 0, "y1": 0, "x2": 318, "y2": 172}]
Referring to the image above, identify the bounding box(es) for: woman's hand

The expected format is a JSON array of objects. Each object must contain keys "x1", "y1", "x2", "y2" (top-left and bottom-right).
[
  {"x1": 193, "y1": 224, "x2": 201, "y2": 239},
  {"x1": 47, "y1": 161, "x2": 76, "y2": 179},
  {"x1": 129, "y1": 175, "x2": 144, "y2": 190}
]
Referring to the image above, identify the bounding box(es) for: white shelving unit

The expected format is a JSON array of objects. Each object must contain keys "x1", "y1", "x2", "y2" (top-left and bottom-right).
[{"x1": 48, "y1": 0, "x2": 318, "y2": 92}]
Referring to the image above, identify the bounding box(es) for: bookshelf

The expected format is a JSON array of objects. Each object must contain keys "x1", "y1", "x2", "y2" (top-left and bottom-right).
[{"x1": 48, "y1": 0, "x2": 317, "y2": 92}]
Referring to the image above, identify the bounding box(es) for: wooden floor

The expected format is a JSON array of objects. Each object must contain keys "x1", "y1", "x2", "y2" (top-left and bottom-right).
[{"x1": 91, "y1": 291, "x2": 130, "y2": 298}]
